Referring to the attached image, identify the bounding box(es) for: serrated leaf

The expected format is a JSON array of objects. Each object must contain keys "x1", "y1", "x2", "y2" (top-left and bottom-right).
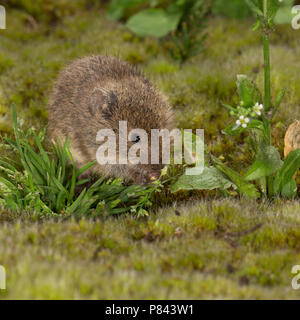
[{"x1": 170, "y1": 167, "x2": 233, "y2": 193}]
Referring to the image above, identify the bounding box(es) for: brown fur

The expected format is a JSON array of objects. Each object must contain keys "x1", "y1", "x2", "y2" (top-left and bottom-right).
[{"x1": 47, "y1": 55, "x2": 174, "y2": 184}]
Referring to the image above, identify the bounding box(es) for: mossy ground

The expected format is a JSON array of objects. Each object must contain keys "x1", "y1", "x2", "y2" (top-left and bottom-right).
[
  {"x1": 1, "y1": 9, "x2": 300, "y2": 299},
  {"x1": 1, "y1": 199, "x2": 300, "y2": 299}
]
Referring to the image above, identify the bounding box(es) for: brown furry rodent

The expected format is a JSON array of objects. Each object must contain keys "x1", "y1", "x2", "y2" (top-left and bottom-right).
[{"x1": 47, "y1": 55, "x2": 174, "y2": 185}]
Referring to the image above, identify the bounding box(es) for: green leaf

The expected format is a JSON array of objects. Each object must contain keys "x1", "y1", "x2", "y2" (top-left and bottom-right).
[
  {"x1": 213, "y1": 157, "x2": 260, "y2": 199},
  {"x1": 274, "y1": 149, "x2": 300, "y2": 195},
  {"x1": 107, "y1": 0, "x2": 145, "y2": 21},
  {"x1": 275, "y1": 4, "x2": 295, "y2": 25},
  {"x1": 222, "y1": 124, "x2": 244, "y2": 136},
  {"x1": 281, "y1": 179, "x2": 297, "y2": 198},
  {"x1": 236, "y1": 75, "x2": 262, "y2": 108},
  {"x1": 252, "y1": 20, "x2": 261, "y2": 31},
  {"x1": 222, "y1": 120, "x2": 264, "y2": 137},
  {"x1": 170, "y1": 167, "x2": 234, "y2": 193},
  {"x1": 223, "y1": 104, "x2": 237, "y2": 113},
  {"x1": 267, "y1": 0, "x2": 281, "y2": 23},
  {"x1": 245, "y1": 0, "x2": 264, "y2": 17},
  {"x1": 271, "y1": 88, "x2": 286, "y2": 120},
  {"x1": 77, "y1": 161, "x2": 96, "y2": 178},
  {"x1": 245, "y1": 145, "x2": 283, "y2": 180},
  {"x1": 66, "y1": 188, "x2": 87, "y2": 215},
  {"x1": 125, "y1": 8, "x2": 181, "y2": 38}
]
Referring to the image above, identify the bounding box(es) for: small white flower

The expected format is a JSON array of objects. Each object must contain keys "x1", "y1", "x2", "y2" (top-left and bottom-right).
[
  {"x1": 236, "y1": 115, "x2": 250, "y2": 128},
  {"x1": 253, "y1": 102, "x2": 264, "y2": 116}
]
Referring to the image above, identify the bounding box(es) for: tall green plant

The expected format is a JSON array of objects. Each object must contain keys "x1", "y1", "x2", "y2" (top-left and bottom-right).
[
  {"x1": 107, "y1": 0, "x2": 210, "y2": 63},
  {"x1": 171, "y1": 0, "x2": 300, "y2": 199}
]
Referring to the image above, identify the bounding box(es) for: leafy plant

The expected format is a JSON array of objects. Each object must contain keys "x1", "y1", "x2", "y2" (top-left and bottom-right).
[
  {"x1": 165, "y1": 0, "x2": 211, "y2": 63},
  {"x1": 107, "y1": 0, "x2": 210, "y2": 63},
  {"x1": 171, "y1": 0, "x2": 300, "y2": 199},
  {"x1": 0, "y1": 105, "x2": 163, "y2": 217},
  {"x1": 126, "y1": 7, "x2": 181, "y2": 38}
]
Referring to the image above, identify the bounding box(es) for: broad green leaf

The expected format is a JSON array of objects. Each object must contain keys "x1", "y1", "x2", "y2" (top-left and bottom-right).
[
  {"x1": 126, "y1": 8, "x2": 181, "y2": 38},
  {"x1": 281, "y1": 179, "x2": 297, "y2": 198},
  {"x1": 245, "y1": 145, "x2": 283, "y2": 180},
  {"x1": 170, "y1": 167, "x2": 234, "y2": 193},
  {"x1": 213, "y1": 158, "x2": 260, "y2": 199},
  {"x1": 274, "y1": 149, "x2": 300, "y2": 194},
  {"x1": 275, "y1": 5, "x2": 296, "y2": 25}
]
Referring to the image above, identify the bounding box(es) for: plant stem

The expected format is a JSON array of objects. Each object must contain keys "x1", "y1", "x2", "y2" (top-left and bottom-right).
[
  {"x1": 263, "y1": 0, "x2": 273, "y2": 197},
  {"x1": 263, "y1": 0, "x2": 271, "y2": 113}
]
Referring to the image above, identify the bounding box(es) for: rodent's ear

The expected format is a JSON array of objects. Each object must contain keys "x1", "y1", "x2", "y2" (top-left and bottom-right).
[{"x1": 88, "y1": 88, "x2": 118, "y2": 119}]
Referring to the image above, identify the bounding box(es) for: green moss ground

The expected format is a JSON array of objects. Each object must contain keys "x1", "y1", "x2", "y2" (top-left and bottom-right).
[
  {"x1": 1, "y1": 9, "x2": 300, "y2": 299},
  {"x1": 1, "y1": 199, "x2": 300, "y2": 299}
]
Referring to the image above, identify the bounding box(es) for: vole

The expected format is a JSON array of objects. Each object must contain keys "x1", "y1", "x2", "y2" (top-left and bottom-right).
[{"x1": 47, "y1": 55, "x2": 174, "y2": 185}]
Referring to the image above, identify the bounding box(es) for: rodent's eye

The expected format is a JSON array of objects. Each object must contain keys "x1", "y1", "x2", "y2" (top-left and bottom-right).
[
  {"x1": 132, "y1": 135, "x2": 140, "y2": 143},
  {"x1": 129, "y1": 131, "x2": 141, "y2": 144}
]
